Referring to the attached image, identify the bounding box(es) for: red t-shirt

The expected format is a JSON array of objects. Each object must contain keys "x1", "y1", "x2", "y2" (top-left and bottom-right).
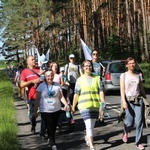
[{"x1": 20, "y1": 68, "x2": 40, "y2": 100}]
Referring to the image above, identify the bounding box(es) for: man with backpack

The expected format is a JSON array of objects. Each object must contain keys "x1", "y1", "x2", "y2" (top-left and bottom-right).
[{"x1": 64, "y1": 54, "x2": 82, "y2": 105}]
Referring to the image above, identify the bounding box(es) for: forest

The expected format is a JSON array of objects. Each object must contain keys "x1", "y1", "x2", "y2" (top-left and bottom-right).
[{"x1": 0, "y1": 0, "x2": 150, "y2": 63}]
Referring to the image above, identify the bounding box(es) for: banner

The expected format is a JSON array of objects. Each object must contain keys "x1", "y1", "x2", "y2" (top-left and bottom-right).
[
  {"x1": 36, "y1": 48, "x2": 50, "y2": 67},
  {"x1": 80, "y1": 39, "x2": 92, "y2": 60}
]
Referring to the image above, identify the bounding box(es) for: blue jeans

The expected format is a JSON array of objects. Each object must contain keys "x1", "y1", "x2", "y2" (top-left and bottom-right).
[
  {"x1": 124, "y1": 99, "x2": 144, "y2": 145},
  {"x1": 29, "y1": 100, "x2": 36, "y2": 127}
]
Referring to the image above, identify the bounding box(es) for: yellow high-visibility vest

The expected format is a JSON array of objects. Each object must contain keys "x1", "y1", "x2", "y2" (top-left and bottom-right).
[{"x1": 77, "y1": 74, "x2": 100, "y2": 109}]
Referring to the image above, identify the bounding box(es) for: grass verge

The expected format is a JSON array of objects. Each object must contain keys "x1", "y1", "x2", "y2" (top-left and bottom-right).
[{"x1": 0, "y1": 71, "x2": 20, "y2": 150}]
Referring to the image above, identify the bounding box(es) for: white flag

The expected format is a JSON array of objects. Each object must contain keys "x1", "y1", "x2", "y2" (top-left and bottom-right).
[
  {"x1": 36, "y1": 48, "x2": 50, "y2": 67},
  {"x1": 45, "y1": 49, "x2": 50, "y2": 62},
  {"x1": 80, "y1": 39, "x2": 92, "y2": 60}
]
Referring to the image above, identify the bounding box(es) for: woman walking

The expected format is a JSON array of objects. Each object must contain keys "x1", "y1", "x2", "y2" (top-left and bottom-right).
[
  {"x1": 120, "y1": 57, "x2": 147, "y2": 150},
  {"x1": 72, "y1": 60, "x2": 106, "y2": 150},
  {"x1": 34, "y1": 70, "x2": 69, "y2": 150}
]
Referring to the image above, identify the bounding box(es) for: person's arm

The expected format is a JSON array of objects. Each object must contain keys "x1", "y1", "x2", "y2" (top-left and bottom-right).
[
  {"x1": 99, "y1": 91, "x2": 105, "y2": 103},
  {"x1": 39, "y1": 69, "x2": 46, "y2": 76},
  {"x1": 78, "y1": 65, "x2": 83, "y2": 75},
  {"x1": 120, "y1": 74, "x2": 127, "y2": 109},
  {"x1": 60, "y1": 75, "x2": 64, "y2": 85},
  {"x1": 60, "y1": 91, "x2": 70, "y2": 110},
  {"x1": 14, "y1": 72, "x2": 18, "y2": 83},
  {"x1": 33, "y1": 91, "x2": 40, "y2": 117},
  {"x1": 33, "y1": 91, "x2": 41, "y2": 118},
  {"x1": 72, "y1": 93, "x2": 79, "y2": 113},
  {"x1": 20, "y1": 78, "x2": 42, "y2": 88},
  {"x1": 139, "y1": 79, "x2": 147, "y2": 99}
]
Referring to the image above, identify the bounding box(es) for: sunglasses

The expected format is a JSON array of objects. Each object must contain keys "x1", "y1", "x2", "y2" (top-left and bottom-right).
[
  {"x1": 92, "y1": 53, "x2": 98, "y2": 56},
  {"x1": 69, "y1": 57, "x2": 74, "y2": 59}
]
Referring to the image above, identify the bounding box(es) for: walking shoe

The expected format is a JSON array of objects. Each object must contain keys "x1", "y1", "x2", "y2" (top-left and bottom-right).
[
  {"x1": 122, "y1": 133, "x2": 128, "y2": 143},
  {"x1": 85, "y1": 136, "x2": 90, "y2": 146},
  {"x1": 39, "y1": 134, "x2": 47, "y2": 140},
  {"x1": 98, "y1": 119, "x2": 107, "y2": 126},
  {"x1": 31, "y1": 126, "x2": 35, "y2": 134},
  {"x1": 71, "y1": 119, "x2": 75, "y2": 124},
  {"x1": 52, "y1": 145, "x2": 57, "y2": 150},
  {"x1": 136, "y1": 144, "x2": 144, "y2": 150}
]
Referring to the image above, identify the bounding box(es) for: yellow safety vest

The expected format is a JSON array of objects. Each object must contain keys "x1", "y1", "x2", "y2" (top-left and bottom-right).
[{"x1": 77, "y1": 74, "x2": 100, "y2": 109}]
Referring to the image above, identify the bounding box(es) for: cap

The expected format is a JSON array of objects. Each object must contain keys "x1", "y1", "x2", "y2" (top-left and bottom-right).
[
  {"x1": 60, "y1": 67, "x2": 65, "y2": 72},
  {"x1": 69, "y1": 54, "x2": 75, "y2": 58}
]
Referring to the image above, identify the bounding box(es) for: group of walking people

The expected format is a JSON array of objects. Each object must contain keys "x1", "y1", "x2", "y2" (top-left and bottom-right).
[{"x1": 16, "y1": 50, "x2": 148, "y2": 150}]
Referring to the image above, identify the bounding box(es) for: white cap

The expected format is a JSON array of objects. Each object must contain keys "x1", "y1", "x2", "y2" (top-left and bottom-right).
[
  {"x1": 69, "y1": 54, "x2": 75, "y2": 58},
  {"x1": 60, "y1": 67, "x2": 65, "y2": 72}
]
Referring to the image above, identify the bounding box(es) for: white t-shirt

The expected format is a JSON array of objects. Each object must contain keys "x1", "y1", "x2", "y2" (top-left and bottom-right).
[
  {"x1": 36, "y1": 81, "x2": 61, "y2": 113},
  {"x1": 53, "y1": 74, "x2": 61, "y2": 84},
  {"x1": 120, "y1": 73, "x2": 141, "y2": 97}
]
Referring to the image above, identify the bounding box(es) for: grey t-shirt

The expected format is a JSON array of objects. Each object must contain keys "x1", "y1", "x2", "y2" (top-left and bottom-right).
[
  {"x1": 65, "y1": 63, "x2": 81, "y2": 83},
  {"x1": 92, "y1": 62, "x2": 102, "y2": 75}
]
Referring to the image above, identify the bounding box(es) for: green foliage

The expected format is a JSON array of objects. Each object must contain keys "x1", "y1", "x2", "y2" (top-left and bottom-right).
[
  {"x1": 0, "y1": 60, "x2": 7, "y2": 68},
  {"x1": 139, "y1": 63, "x2": 150, "y2": 89},
  {"x1": 0, "y1": 71, "x2": 20, "y2": 150}
]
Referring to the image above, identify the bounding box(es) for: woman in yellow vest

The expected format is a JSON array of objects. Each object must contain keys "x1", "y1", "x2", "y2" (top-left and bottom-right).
[{"x1": 72, "y1": 60, "x2": 106, "y2": 150}]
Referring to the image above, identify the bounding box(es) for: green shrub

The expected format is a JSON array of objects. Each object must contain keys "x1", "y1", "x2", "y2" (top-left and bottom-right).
[{"x1": 139, "y1": 63, "x2": 150, "y2": 89}]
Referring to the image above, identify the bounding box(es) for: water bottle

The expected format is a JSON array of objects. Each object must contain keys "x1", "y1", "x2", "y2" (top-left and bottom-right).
[
  {"x1": 66, "y1": 111, "x2": 71, "y2": 118},
  {"x1": 101, "y1": 102, "x2": 110, "y2": 118}
]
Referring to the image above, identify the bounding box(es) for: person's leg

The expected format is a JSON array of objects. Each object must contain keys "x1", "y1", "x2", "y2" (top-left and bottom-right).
[
  {"x1": 134, "y1": 100, "x2": 144, "y2": 146},
  {"x1": 29, "y1": 100, "x2": 36, "y2": 133},
  {"x1": 123, "y1": 102, "x2": 134, "y2": 142},
  {"x1": 39, "y1": 117, "x2": 46, "y2": 139},
  {"x1": 84, "y1": 118, "x2": 96, "y2": 149},
  {"x1": 68, "y1": 83, "x2": 75, "y2": 105},
  {"x1": 42, "y1": 111, "x2": 61, "y2": 147}
]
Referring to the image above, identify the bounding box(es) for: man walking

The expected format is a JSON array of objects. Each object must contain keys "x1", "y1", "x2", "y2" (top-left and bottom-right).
[
  {"x1": 91, "y1": 50, "x2": 106, "y2": 126},
  {"x1": 64, "y1": 54, "x2": 82, "y2": 105},
  {"x1": 20, "y1": 55, "x2": 44, "y2": 133}
]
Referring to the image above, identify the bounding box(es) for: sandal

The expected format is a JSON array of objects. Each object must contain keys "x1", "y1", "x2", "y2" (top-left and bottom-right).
[
  {"x1": 122, "y1": 133, "x2": 128, "y2": 143},
  {"x1": 136, "y1": 144, "x2": 145, "y2": 150}
]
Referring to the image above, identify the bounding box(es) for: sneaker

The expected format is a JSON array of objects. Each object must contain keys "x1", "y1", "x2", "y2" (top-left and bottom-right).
[
  {"x1": 122, "y1": 133, "x2": 128, "y2": 143},
  {"x1": 27, "y1": 110, "x2": 30, "y2": 116},
  {"x1": 85, "y1": 136, "x2": 90, "y2": 146},
  {"x1": 136, "y1": 144, "x2": 145, "y2": 150},
  {"x1": 90, "y1": 147, "x2": 95, "y2": 150},
  {"x1": 52, "y1": 145, "x2": 57, "y2": 150},
  {"x1": 40, "y1": 134, "x2": 47, "y2": 140},
  {"x1": 71, "y1": 119, "x2": 75, "y2": 124},
  {"x1": 31, "y1": 127, "x2": 35, "y2": 134},
  {"x1": 98, "y1": 119, "x2": 107, "y2": 126}
]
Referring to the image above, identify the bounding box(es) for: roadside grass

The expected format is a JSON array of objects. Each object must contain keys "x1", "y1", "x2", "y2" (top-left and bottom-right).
[
  {"x1": 0, "y1": 71, "x2": 20, "y2": 150},
  {"x1": 139, "y1": 63, "x2": 150, "y2": 90}
]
